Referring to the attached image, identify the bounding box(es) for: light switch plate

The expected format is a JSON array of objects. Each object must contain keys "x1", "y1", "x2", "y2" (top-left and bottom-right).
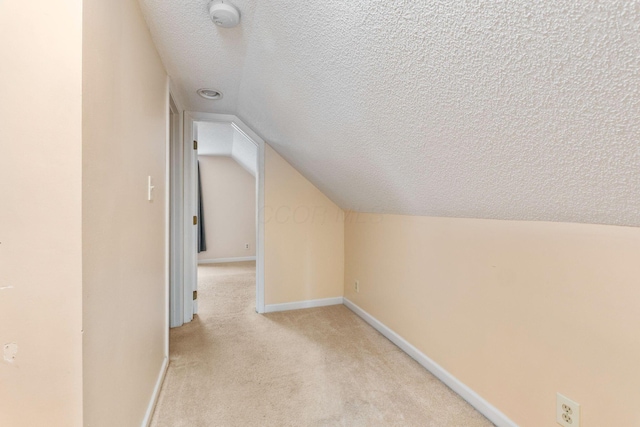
[{"x1": 148, "y1": 176, "x2": 154, "y2": 201}]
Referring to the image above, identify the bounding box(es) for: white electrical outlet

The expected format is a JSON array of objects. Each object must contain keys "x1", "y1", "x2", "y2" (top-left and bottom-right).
[
  {"x1": 245, "y1": 243, "x2": 249, "y2": 249},
  {"x1": 354, "y1": 280, "x2": 359, "y2": 293},
  {"x1": 557, "y1": 393, "x2": 580, "y2": 427}
]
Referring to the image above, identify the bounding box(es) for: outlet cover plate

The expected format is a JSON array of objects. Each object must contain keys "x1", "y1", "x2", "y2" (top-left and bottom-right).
[{"x1": 557, "y1": 393, "x2": 580, "y2": 427}]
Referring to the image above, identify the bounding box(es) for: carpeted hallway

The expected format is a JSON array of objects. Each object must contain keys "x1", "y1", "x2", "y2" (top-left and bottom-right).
[{"x1": 150, "y1": 262, "x2": 492, "y2": 427}]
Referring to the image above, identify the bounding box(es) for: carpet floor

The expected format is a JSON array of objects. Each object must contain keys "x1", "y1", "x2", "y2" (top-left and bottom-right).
[{"x1": 150, "y1": 262, "x2": 493, "y2": 427}]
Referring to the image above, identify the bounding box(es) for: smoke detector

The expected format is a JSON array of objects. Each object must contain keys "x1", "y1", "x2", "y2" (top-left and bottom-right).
[{"x1": 208, "y1": 1, "x2": 241, "y2": 28}]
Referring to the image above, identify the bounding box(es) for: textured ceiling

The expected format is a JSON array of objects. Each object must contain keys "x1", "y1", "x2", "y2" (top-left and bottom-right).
[
  {"x1": 197, "y1": 121, "x2": 257, "y2": 176},
  {"x1": 139, "y1": 0, "x2": 640, "y2": 226},
  {"x1": 197, "y1": 122, "x2": 234, "y2": 156}
]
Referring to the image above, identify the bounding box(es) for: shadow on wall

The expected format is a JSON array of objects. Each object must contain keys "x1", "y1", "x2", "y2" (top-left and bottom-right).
[{"x1": 198, "y1": 155, "x2": 256, "y2": 261}]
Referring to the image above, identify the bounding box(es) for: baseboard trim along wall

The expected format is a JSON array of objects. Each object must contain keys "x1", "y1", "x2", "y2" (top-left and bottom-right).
[
  {"x1": 141, "y1": 356, "x2": 168, "y2": 427},
  {"x1": 264, "y1": 297, "x2": 344, "y2": 313},
  {"x1": 343, "y1": 298, "x2": 519, "y2": 427},
  {"x1": 198, "y1": 256, "x2": 256, "y2": 264}
]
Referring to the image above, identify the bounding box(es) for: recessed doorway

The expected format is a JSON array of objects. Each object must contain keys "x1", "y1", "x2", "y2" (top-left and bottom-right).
[{"x1": 169, "y1": 112, "x2": 265, "y2": 329}]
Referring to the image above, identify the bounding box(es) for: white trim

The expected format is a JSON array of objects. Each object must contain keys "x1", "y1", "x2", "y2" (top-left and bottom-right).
[
  {"x1": 255, "y1": 126, "x2": 265, "y2": 314},
  {"x1": 265, "y1": 297, "x2": 344, "y2": 313},
  {"x1": 168, "y1": 79, "x2": 187, "y2": 116},
  {"x1": 167, "y1": 86, "x2": 185, "y2": 329},
  {"x1": 184, "y1": 111, "x2": 199, "y2": 322},
  {"x1": 184, "y1": 112, "x2": 266, "y2": 315},
  {"x1": 198, "y1": 256, "x2": 256, "y2": 264},
  {"x1": 165, "y1": 81, "x2": 171, "y2": 346},
  {"x1": 343, "y1": 298, "x2": 519, "y2": 427},
  {"x1": 141, "y1": 356, "x2": 168, "y2": 427}
]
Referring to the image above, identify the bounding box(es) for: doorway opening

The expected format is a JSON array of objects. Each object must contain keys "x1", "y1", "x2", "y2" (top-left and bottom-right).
[
  {"x1": 194, "y1": 119, "x2": 258, "y2": 316},
  {"x1": 168, "y1": 112, "x2": 266, "y2": 330}
]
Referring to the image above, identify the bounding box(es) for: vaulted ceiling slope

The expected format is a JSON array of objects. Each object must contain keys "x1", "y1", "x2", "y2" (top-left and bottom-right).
[
  {"x1": 139, "y1": 0, "x2": 640, "y2": 226},
  {"x1": 197, "y1": 122, "x2": 257, "y2": 176}
]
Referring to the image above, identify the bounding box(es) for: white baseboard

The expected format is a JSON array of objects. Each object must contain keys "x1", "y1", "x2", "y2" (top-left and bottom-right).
[
  {"x1": 343, "y1": 298, "x2": 519, "y2": 427},
  {"x1": 198, "y1": 256, "x2": 256, "y2": 264},
  {"x1": 265, "y1": 296, "x2": 344, "y2": 313},
  {"x1": 141, "y1": 356, "x2": 168, "y2": 427}
]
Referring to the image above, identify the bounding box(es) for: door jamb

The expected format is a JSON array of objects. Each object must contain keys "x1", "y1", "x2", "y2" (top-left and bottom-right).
[
  {"x1": 183, "y1": 111, "x2": 266, "y2": 316},
  {"x1": 167, "y1": 94, "x2": 185, "y2": 328}
]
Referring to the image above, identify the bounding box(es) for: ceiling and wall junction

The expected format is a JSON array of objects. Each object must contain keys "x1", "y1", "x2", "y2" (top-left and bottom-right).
[{"x1": 139, "y1": 0, "x2": 640, "y2": 226}]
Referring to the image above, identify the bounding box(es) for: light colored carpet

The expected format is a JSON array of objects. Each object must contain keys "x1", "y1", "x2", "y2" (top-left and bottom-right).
[{"x1": 150, "y1": 262, "x2": 493, "y2": 427}]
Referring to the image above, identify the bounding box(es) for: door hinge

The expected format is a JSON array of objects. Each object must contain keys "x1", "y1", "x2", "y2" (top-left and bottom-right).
[
  {"x1": 193, "y1": 140, "x2": 198, "y2": 150},
  {"x1": 193, "y1": 215, "x2": 198, "y2": 225},
  {"x1": 193, "y1": 290, "x2": 198, "y2": 300}
]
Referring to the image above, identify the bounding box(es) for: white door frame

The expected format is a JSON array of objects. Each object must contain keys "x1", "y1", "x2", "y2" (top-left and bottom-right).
[
  {"x1": 167, "y1": 94, "x2": 185, "y2": 329},
  {"x1": 183, "y1": 111, "x2": 266, "y2": 317}
]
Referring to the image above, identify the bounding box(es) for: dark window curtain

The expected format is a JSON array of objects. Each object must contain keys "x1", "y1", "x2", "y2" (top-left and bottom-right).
[{"x1": 197, "y1": 161, "x2": 207, "y2": 252}]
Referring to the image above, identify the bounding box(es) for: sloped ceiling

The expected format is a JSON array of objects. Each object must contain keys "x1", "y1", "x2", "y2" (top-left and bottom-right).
[
  {"x1": 197, "y1": 122, "x2": 234, "y2": 156},
  {"x1": 139, "y1": 0, "x2": 640, "y2": 226},
  {"x1": 197, "y1": 121, "x2": 257, "y2": 176}
]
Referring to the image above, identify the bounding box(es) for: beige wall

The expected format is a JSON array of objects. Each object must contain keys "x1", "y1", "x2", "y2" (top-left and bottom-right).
[
  {"x1": 198, "y1": 156, "x2": 256, "y2": 261},
  {"x1": 0, "y1": 1, "x2": 84, "y2": 426},
  {"x1": 82, "y1": 0, "x2": 167, "y2": 425},
  {"x1": 264, "y1": 145, "x2": 344, "y2": 304},
  {"x1": 345, "y1": 213, "x2": 640, "y2": 427}
]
